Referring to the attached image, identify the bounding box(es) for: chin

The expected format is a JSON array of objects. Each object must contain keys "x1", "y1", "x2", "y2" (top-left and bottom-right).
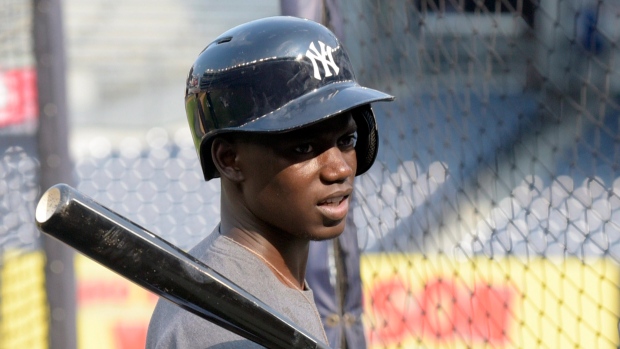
[{"x1": 307, "y1": 221, "x2": 347, "y2": 241}]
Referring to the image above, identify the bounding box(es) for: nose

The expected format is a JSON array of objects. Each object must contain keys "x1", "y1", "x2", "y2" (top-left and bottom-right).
[{"x1": 319, "y1": 146, "x2": 356, "y2": 183}]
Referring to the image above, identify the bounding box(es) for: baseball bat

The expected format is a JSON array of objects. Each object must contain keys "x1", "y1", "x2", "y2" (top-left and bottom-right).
[{"x1": 35, "y1": 183, "x2": 330, "y2": 349}]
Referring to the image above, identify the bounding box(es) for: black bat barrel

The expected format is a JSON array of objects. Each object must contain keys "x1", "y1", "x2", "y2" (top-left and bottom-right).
[{"x1": 35, "y1": 183, "x2": 329, "y2": 349}]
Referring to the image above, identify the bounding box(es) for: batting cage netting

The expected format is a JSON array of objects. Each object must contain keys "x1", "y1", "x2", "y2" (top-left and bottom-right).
[{"x1": 3, "y1": 0, "x2": 620, "y2": 348}]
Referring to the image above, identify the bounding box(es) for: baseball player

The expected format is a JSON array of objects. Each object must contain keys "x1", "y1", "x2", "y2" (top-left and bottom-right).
[{"x1": 146, "y1": 16, "x2": 393, "y2": 348}]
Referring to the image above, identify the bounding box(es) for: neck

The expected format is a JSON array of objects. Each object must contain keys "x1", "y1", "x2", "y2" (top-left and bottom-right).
[
  {"x1": 218, "y1": 180, "x2": 312, "y2": 289},
  {"x1": 219, "y1": 214, "x2": 310, "y2": 290}
]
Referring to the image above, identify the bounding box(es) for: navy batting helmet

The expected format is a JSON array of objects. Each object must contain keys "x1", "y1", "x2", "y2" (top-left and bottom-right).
[{"x1": 185, "y1": 16, "x2": 394, "y2": 180}]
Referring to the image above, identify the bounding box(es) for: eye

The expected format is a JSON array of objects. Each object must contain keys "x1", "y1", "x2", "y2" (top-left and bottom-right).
[
  {"x1": 294, "y1": 143, "x2": 314, "y2": 154},
  {"x1": 338, "y1": 132, "x2": 358, "y2": 148}
]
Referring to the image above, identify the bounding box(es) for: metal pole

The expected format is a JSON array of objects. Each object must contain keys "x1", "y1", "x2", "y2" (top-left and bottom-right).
[{"x1": 33, "y1": 0, "x2": 77, "y2": 348}]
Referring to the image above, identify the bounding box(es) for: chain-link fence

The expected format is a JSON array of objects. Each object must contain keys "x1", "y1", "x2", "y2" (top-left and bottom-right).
[{"x1": 341, "y1": 1, "x2": 620, "y2": 348}]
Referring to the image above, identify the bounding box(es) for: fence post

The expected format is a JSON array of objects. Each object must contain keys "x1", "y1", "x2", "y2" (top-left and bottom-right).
[{"x1": 33, "y1": 0, "x2": 77, "y2": 348}]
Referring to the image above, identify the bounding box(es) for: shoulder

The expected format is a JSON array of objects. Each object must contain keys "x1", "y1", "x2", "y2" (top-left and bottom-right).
[
  {"x1": 146, "y1": 296, "x2": 264, "y2": 349},
  {"x1": 146, "y1": 230, "x2": 326, "y2": 347},
  {"x1": 199, "y1": 233, "x2": 327, "y2": 341},
  {"x1": 146, "y1": 231, "x2": 263, "y2": 348}
]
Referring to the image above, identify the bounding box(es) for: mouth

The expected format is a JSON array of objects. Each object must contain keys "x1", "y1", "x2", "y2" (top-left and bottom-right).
[
  {"x1": 318, "y1": 195, "x2": 349, "y2": 207},
  {"x1": 316, "y1": 193, "x2": 351, "y2": 221}
]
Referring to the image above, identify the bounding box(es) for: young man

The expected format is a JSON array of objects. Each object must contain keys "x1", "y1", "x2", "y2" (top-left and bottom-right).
[{"x1": 146, "y1": 16, "x2": 393, "y2": 348}]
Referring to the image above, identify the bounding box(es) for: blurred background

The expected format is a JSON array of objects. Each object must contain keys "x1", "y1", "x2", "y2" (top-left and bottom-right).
[{"x1": 2, "y1": 0, "x2": 620, "y2": 348}]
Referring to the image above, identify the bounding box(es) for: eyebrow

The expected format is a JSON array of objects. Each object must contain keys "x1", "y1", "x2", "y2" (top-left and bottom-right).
[{"x1": 287, "y1": 120, "x2": 357, "y2": 141}]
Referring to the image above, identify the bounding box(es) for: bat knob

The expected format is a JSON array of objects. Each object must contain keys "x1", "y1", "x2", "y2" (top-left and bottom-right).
[{"x1": 36, "y1": 183, "x2": 69, "y2": 225}]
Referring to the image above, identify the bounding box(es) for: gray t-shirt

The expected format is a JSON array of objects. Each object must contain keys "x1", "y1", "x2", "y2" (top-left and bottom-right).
[{"x1": 146, "y1": 228, "x2": 328, "y2": 348}]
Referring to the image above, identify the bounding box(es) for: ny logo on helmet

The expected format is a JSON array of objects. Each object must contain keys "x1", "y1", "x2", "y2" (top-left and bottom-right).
[{"x1": 306, "y1": 41, "x2": 340, "y2": 80}]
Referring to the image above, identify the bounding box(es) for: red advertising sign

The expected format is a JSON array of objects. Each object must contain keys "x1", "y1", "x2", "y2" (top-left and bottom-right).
[
  {"x1": 0, "y1": 68, "x2": 38, "y2": 127},
  {"x1": 361, "y1": 254, "x2": 620, "y2": 349},
  {"x1": 367, "y1": 277, "x2": 514, "y2": 346}
]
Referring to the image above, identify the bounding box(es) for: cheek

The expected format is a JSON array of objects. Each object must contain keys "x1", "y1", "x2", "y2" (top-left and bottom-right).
[
  {"x1": 267, "y1": 164, "x2": 315, "y2": 201},
  {"x1": 257, "y1": 164, "x2": 318, "y2": 217}
]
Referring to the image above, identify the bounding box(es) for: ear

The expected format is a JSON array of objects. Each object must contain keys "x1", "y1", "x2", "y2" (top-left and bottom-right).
[{"x1": 211, "y1": 137, "x2": 244, "y2": 182}]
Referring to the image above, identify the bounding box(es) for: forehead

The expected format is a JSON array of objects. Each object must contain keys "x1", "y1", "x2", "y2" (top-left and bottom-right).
[{"x1": 279, "y1": 112, "x2": 356, "y2": 140}]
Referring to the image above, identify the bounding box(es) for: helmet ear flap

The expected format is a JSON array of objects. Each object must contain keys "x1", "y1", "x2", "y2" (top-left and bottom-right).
[{"x1": 353, "y1": 105, "x2": 379, "y2": 176}]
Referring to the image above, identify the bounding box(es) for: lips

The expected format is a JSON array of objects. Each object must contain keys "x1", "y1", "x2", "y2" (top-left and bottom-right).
[
  {"x1": 317, "y1": 192, "x2": 351, "y2": 221},
  {"x1": 318, "y1": 196, "x2": 347, "y2": 206}
]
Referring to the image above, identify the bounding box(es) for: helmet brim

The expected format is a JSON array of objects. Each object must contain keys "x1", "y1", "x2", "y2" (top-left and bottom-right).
[{"x1": 236, "y1": 81, "x2": 394, "y2": 133}]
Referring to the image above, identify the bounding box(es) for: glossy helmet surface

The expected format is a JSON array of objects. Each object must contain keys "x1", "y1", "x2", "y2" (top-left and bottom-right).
[{"x1": 185, "y1": 16, "x2": 394, "y2": 180}]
